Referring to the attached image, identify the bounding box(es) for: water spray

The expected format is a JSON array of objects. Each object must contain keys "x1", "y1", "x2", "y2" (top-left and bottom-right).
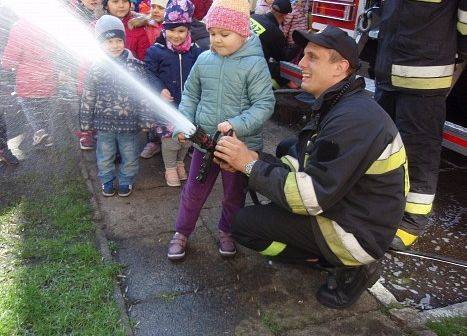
[{"x1": 2, "y1": 0, "x2": 197, "y2": 137}]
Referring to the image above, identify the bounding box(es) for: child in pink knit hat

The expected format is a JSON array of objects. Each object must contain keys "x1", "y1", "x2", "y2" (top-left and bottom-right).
[{"x1": 167, "y1": 0, "x2": 275, "y2": 261}]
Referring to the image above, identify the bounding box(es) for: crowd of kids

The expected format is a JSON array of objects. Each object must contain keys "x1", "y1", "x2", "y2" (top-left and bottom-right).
[{"x1": 1, "y1": 0, "x2": 306, "y2": 258}]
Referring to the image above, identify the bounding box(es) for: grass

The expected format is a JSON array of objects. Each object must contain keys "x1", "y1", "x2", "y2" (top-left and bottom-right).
[
  {"x1": 0, "y1": 178, "x2": 127, "y2": 336},
  {"x1": 260, "y1": 311, "x2": 283, "y2": 335},
  {"x1": 426, "y1": 317, "x2": 467, "y2": 336}
]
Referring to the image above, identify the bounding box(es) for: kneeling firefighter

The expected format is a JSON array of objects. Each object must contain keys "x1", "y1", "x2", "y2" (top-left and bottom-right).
[{"x1": 213, "y1": 26, "x2": 408, "y2": 308}]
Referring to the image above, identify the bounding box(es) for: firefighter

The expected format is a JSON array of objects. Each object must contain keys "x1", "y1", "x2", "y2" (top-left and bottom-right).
[
  {"x1": 214, "y1": 26, "x2": 408, "y2": 309},
  {"x1": 374, "y1": 0, "x2": 467, "y2": 251},
  {"x1": 250, "y1": 0, "x2": 293, "y2": 86}
]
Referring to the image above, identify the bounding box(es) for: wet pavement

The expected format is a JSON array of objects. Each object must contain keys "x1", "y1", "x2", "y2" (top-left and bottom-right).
[{"x1": 380, "y1": 154, "x2": 467, "y2": 310}]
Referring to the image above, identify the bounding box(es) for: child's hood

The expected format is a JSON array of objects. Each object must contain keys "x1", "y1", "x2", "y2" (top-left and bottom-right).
[{"x1": 229, "y1": 34, "x2": 264, "y2": 60}]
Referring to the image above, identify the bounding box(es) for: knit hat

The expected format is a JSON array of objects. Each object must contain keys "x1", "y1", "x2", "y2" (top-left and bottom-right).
[
  {"x1": 163, "y1": 0, "x2": 194, "y2": 29},
  {"x1": 95, "y1": 15, "x2": 126, "y2": 41},
  {"x1": 151, "y1": 0, "x2": 169, "y2": 7},
  {"x1": 204, "y1": 0, "x2": 250, "y2": 37}
]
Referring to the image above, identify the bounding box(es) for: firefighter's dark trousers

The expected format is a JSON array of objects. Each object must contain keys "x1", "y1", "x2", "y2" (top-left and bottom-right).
[
  {"x1": 375, "y1": 89, "x2": 446, "y2": 236},
  {"x1": 231, "y1": 203, "x2": 326, "y2": 264}
]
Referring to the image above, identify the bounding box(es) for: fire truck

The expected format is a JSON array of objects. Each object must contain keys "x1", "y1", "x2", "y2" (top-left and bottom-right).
[{"x1": 280, "y1": 0, "x2": 467, "y2": 157}]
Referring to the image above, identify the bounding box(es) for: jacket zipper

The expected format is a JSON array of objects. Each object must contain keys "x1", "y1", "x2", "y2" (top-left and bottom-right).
[
  {"x1": 217, "y1": 57, "x2": 225, "y2": 126},
  {"x1": 179, "y1": 54, "x2": 183, "y2": 98}
]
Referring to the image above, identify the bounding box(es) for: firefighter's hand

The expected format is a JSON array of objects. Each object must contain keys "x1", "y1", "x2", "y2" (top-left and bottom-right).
[
  {"x1": 214, "y1": 133, "x2": 258, "y2": 173},
  {"x1": 217, "y1": 121, "x2": 233, "y2": 134},
  {"x1": 213, "y1": 157, "x2": 237, "y2": 172},
  {"x1": 161, "y1": 89, "x2": 174, "y2": 102},
  {"x1": 177, "y1": 133, "x2": 187, "y2": 143}
]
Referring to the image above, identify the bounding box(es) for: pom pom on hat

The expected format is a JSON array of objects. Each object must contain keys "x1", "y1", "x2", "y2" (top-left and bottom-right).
[{"x1": 204, "y1": 0, "x2": 251, "y2": 37}]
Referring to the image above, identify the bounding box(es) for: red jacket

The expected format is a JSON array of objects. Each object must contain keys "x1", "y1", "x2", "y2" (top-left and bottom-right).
[
  {"x1": 2, "y1": 19, "x2": 58, "y2": 98},
  {"x1": 192, "y1": 0, "x2": 212, "y2": 20},
  {"x1": 122, "y1": 13, "x2": 151, "y2": 61}
]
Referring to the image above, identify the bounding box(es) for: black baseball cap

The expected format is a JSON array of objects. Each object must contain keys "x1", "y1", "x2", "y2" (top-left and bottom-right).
[
  {"x1": 272, "y1": 0, "x2": 292, "y2": 14},
  {"x1": 293, "y1": 26, "x2": 359, "y2": 70}
]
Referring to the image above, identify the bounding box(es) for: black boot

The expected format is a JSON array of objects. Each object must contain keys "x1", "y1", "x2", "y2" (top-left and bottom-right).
[
  {"x1": 0, "y1": 148, "x2": 19, "y2": 165},
  {"x1": 316, "y1": 261, "x2": 381, "y2": 309}
]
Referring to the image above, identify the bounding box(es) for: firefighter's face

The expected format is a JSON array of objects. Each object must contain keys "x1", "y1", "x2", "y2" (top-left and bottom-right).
[{"x1": 299, "y1": 43, "x2": 346, "y2": 98}]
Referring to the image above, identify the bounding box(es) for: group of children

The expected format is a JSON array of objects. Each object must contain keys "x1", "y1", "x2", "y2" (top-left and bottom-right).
[
  {"x1": 2, "y1": 0, "x2": 276, "y2": 259},
  {"x1": 80, "y1": 0, "x2": 275, "y2": 258}
]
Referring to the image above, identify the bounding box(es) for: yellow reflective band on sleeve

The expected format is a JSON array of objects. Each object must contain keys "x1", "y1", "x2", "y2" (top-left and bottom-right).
[
  {"x1": 260, "y1": 241, "x2": 287, "y2": 256},
  {"x1": 366, "y1": 146, "x2": 406, "y2": 175},
  {"x1": 458, "y1": 21, "x2": 467, "y2": 35},
  {"x1": 316, "y1": 216, "x2": 362, "y2": 267},
  {"x1": 281, "y1": 155, "x2": 299, "y2": 172},
  {"x1": 250, "y1": 18, "x2": 266, "y2": 36},
  {"x1": 405, "y1": 202, "x2": 433, "y2": 215},
  {"x1": 284, "y1": 173, "x2": 308, "y2": 215},
  {"x1": 391, "y1": 75, "x2": 453, "y2": 90},
  {"x1": 395, "y1": 229, "x2": 418, "y2": 247},
  {"x1": 413, "y1": 0, "x2": 441, "y2": 2}
]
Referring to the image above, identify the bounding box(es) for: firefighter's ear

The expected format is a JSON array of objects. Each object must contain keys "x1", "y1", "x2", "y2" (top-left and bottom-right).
[{"x1": 332, "y1": 58, "x2": 350, "y2": 78}]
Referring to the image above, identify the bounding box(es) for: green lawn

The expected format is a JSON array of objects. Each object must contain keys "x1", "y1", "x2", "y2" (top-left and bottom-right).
[
  {"x1": 0, "y1": 178, "x2": 126, "y2": 335},
  {"x1": 427, "y1": 317, "x2": 467, "y2": 336}
]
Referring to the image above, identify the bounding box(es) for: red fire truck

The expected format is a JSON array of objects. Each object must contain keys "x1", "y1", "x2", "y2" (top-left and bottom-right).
[{"x1": 280, "y1": 0, "x2": 467, "y2": 156}]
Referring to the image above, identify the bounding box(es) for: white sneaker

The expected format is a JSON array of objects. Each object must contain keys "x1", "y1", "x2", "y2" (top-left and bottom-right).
[{"x1": 32, "y1": 129, "x2": 49, "y2": 146}]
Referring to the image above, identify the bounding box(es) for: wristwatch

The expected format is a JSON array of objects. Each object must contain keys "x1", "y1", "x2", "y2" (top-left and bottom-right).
[{"x1": 244, "y1": 160, "x2": 257, "y2": 177}]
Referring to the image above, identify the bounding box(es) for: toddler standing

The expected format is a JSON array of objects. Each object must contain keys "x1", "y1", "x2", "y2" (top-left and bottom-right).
[
  {"x1": 80, "y1": 15, "x2": 152, "y2": 197},
  {"x1": 167, "y1": 0, "x2": 275, "y2": 260},
  {"x1": 145, "y1": 0, "x2": 202, "y2": 186}
]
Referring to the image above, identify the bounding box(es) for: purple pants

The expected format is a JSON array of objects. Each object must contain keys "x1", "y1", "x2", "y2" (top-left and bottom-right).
[{"x1": 175, "y1": 148, "x2": 249, "y2": 237}]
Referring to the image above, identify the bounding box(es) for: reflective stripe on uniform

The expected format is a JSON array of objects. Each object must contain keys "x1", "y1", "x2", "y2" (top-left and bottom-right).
[
  {"x1": 281, "y1": 155, "x2": 299, "y2": 172},
  {"x1": 395, "y1": 228, "x2": 418, "y2": 246},
  {"x1": 391, "y1": 64, "x2": 454, "y2": 90},
  {"x1": 284, "y1": 172, "x2": 322, "y2": 215},
  {"x1": 403, "y1": 161, "x2": 410, "y2": 197},
  {"x1": 405, "y1": 192, "x2": 435, "y2": 215},
  {"x1": 260, "y1": 241, "x2": 286, "y2": 256},
  {"x1": 413, "y1": 0, "x2": 441, "y2": 3},
  {"x1": 459, "y1": 9, "x2": 467, "y2": 23},
  {"x1": 332, "y1": 222, "x2": 376, "y2": 264},
  {"x1": 366, "y1": 133, "x2": 406, "y2": 174},
  {"x1": 392, "y1": 64, "x2": 455, "y2": 78},
  {"x1": 316, "y1": 216, "x2": 365, "y2": 266}
]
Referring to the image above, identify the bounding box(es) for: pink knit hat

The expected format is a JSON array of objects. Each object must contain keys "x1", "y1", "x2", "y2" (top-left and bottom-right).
[{"x1": 204, "y1": 0, "x2": 251, "y2": 37}]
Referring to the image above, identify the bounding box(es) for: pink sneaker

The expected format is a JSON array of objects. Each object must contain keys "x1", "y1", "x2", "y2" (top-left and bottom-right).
[
  {"x1": 177, "y1": 162, "x2": 188, "y2": 181},
  {"x1": 140, "y1": 142, "x2": 161, "y2": 158},
  {"x1": 167, "y1": 232, "x2": 187, "y2": 260},
  {"x1": 165, "y1": 167, "x2": 181, "y2": 187},
  {"x1": 218, "y1": 230, "x2": 236, "y2": 257}
]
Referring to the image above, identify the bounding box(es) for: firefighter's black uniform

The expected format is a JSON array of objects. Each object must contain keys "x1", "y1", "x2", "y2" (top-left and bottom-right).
[
  {"x1": 232, "y1": 75, "x2": 408, "y2": 307},
  {"x1": 374, "y1": 0, "x2": 467, "y2": 249},
  {"x1": 250, "y1": 12, "x2": 291, "y2": 84}
]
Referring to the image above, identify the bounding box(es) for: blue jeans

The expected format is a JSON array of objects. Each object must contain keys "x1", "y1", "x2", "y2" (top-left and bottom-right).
[{"x1": 96, "y1": 131, "x2": 139, "y2": 185}]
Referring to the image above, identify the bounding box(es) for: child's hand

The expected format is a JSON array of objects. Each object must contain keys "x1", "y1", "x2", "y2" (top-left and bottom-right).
[
  {"x1": 177, "y1": 133, "x2": 187, "y2": 143},
  {"x1": 217, "y1": 121, "x2": 233, "y2": 134},
  {"x1": 161, "y1": 89, "x2": 174, "y2": 102}
]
